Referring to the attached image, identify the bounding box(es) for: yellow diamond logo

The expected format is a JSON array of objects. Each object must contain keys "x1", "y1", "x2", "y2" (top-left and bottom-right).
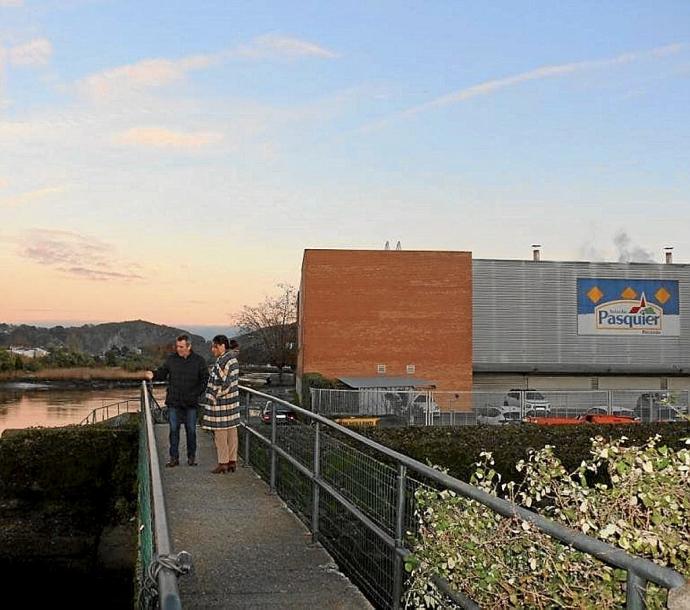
[
  {"x1": 655, "y1": 287, "x2": 671, "y2": 305},
  {"x1": 587, "y1": 286, "x2": 603, "y2": 303},
  {"x1": 621, "y1": 287, "x2": 637, "y2": 300}
]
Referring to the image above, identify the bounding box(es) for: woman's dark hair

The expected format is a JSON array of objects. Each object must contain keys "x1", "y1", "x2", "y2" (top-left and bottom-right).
[
  {"x1": 229, "y1": 339, "x2": 239, "y2": 350},
  {"x1": 212, "y1": 334, "x2": 230, "y2": 349}
]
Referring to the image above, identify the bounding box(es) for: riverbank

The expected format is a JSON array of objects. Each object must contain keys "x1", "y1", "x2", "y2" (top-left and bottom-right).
[{"x1": 0, "y1": 367, "x2": 146, "y2": 385}]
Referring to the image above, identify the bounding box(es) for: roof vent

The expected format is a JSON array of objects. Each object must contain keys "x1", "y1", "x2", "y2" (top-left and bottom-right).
[
  {"x1": 665, "y1": 246, "x2": 673, "y2": 264},
  {"x1": 532, "y1": 244, "x2": 541, "y2": 261}
]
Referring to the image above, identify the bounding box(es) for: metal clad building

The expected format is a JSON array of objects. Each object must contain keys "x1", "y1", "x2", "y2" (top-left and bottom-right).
[{"x1": 473, "y1": 259, "x2": 690, "y2": 388}]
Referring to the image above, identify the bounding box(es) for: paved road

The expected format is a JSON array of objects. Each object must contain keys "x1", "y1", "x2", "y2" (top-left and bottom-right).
[{"x1": 156, "y1": 424, "x2": 372, "y2": 609}]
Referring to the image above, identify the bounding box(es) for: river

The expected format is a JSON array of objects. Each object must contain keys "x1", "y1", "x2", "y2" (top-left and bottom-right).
[{"x1": 0, "y1": 382, "x2": 165, "y2": 435}]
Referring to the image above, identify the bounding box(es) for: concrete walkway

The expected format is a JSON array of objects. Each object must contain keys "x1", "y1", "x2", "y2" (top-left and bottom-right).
[{"x1": 155, "y1": 425, "x2": 372, "y2": 610}]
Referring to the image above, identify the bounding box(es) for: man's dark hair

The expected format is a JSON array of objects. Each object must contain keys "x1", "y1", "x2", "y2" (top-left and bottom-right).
[
  {"x1": 212, "y1": 334, "x2": 230, "y2": 349},
  {"x1": 176, "y1": 334, "x2": 191, "y2": 344},
  {"x1": 229, "y1": 339, "x2": 239, "y2": 350}
]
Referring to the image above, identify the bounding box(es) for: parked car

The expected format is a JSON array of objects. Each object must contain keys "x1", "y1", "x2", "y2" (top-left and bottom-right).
[
  {"x1": 636, "y1": 392, "x2": 671, "y2": 410},
  {"x1": 504, "y1": 389, "x2": 551, "y2": 414},
  {"x1": 260, "y1": 401, "x2": 297, "y2": 424},
  {"x1": 634, "y1": 392, "x2": 684, "y2": 421},
  {"x1": 476, "y1": 405, "x2": 522, "y2": 425},
  {"x1": 586, "y1": 406, "x2": 639, "y2": 421}
]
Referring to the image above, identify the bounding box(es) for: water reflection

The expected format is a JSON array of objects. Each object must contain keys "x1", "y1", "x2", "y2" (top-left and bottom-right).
[{"x1": 0, "y1": 383, "x2": 162, "y2": 434}]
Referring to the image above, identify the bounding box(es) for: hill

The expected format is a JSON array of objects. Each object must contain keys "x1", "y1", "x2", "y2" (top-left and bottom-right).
[{"x1": 0, "y1": 320, "x2": 207, "y2": 356}]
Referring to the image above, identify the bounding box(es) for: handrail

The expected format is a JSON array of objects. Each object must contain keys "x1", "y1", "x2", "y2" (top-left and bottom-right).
[
  {"x1": 238, "y1": 384, "x2": 688, "y2": 609},
  {"x1": 141, "y1": 381, "x2": 183, "y2": 610},
  {"x1": 78, "y1": 397, "x2": 139, "y2": 425}
]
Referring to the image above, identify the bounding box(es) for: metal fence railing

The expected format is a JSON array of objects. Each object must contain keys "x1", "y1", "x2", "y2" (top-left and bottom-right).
[
  {"x1": 79, "y1": 384, "x2": 184, "y2": 608},
  {"x1": 311, "y1": 388, "x2": 690, "y2": 426},
  {"x1": 239, "y1": 385, "x2": 688, "y2": 609},
  {"x1": 137, "y1": 383, "x2": 185, "y2": 610},
  {"x1": 78, "y1": 397, "x2": 139, "y2": 425}
]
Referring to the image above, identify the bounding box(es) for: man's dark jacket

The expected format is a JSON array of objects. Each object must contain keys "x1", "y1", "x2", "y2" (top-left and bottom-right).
[{"x1": 153, "y1": 351, "x2": 209, "y2": 408}]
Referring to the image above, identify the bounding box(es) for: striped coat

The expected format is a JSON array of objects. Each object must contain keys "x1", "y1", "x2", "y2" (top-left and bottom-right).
[{"x1": 201, "y1": 351, "x2": 240, "y2": 430}]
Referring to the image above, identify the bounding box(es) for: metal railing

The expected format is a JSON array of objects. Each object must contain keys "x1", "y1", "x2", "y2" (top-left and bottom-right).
[
  {"x1": 78, "y1": 385, "x2": 183, "y2": 608},
  {"x1": 311, "y1": 388, "x2": 690, "y2": 425},
  {"x1": 239, "y1": 385, "x2": 688, "y2": 609},
  {"x1": 79, "y1": 397, "x2": 139, "y2": 425},
  {"x1": 137, "y1": 382, "x2": 184, "y2": 610}
]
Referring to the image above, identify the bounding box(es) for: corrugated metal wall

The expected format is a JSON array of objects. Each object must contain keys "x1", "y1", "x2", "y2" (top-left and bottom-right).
[{"x1": 473, "y1": 259, "x2": 690, "y2": 373}]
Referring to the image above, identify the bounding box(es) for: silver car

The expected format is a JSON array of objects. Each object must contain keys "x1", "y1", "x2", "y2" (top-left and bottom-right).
[
  {"x1": 503, "y1": 389, "x2": 551, "y2": 415},
  {"x1": 477, "y1": 405, "x2": 522, "y2": 425}
]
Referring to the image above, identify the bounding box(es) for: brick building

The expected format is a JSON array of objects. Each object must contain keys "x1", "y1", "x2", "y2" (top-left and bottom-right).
[
  {"x1": 296, "y1": 249, "x2": 473, "y2": 396},
  {"x1": 297, "y1": 248, "x2": 690, "y2": 407}
]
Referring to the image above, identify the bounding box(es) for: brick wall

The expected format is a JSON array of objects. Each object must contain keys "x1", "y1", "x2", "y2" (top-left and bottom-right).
[{"x1": 297, "y1": 249, "x2": 472, "y2": 393}]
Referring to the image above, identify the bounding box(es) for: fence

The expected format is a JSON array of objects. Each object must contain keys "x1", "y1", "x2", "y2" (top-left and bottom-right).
[
  {"x1": 78, "y1": 397, "x2": 139, "y2": 425},
  {"x1": 238, "y1": 385, "x2": 688, "y2": 609},
  {"x1": 137, "y1": 383, "x2": 185, "y2": 610},
  {"x1": 311, "y1": 388, "x2": 690, "y2": 425}
]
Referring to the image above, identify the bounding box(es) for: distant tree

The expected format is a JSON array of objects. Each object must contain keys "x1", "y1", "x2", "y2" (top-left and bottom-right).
[
  {"x1": 104, "y1": 346, "x2": 121, "y2": 367},
  {"x1": 235, "y1": 283, "x2": 298, "y2": 378},
  {"x1": 0, "y1": 349, "x2": 14, "y2": 372}
]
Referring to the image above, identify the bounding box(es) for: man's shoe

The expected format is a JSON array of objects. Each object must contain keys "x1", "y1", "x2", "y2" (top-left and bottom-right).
[
  {"x1": 166, "y1": 458, "x2": 179, "y2": 468},
  {"x1": 187, "y1": 457, "x2": 197, "y2": 466}
]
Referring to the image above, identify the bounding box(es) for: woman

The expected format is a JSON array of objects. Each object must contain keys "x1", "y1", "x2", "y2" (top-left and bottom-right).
[{"x1": 201, "y1": 335, "x2": 241, "y2": 473}]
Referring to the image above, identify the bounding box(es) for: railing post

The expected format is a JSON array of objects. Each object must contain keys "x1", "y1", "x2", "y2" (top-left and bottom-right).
[
  {"x1": 311, "y1": 421, "x2": 321, "y2": 544},
  {"x1": 242, "y1": 392, "x2": 251, "y2": 468},
  {"x1": 607, "y1": 390, "x2": 612, "y2": 415},
  {"x1": 270, "y1": 403, "x2": 277, "y2": 493},
  {"x1": 626, "y1": 571, "x2": 646, "y2": 610},
  {"x1": 392, "y1": 463, "x2": 407, "y2": 610}
]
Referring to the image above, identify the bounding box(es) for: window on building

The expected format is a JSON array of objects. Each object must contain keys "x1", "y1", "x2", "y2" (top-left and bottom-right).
[
  {"x1": 406, "y1": 364, "x2": 415, "y2": 374},
  {"x1": 377, "y1": 364, "x2": 386, "y2": 374}
]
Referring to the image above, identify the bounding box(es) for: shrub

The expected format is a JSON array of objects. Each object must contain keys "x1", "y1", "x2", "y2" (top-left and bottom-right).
[
  {"x1": 299, "y1": 372, "x2": 343, "y2": 410},
  {"x1": 405, "y1": 434, "x2": 690, "y2": 609},
  {"x1": 363, "y1": 422, "x2": 690, "y2": 486}
]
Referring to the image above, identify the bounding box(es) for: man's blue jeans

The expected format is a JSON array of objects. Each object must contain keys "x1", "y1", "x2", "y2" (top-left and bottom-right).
[{"x1": 168, "y1": 406, "x2": 197, "y2": 460}]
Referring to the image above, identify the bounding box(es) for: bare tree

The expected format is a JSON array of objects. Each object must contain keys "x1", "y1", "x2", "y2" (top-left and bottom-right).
[{"x1": 235, "y1": 284, "x2": 298, "y2": 378}]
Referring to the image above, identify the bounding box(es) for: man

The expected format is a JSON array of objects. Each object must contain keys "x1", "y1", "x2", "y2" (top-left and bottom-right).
[{"x1": 145, "y1": 334, "x2": 209, "y2": 467}]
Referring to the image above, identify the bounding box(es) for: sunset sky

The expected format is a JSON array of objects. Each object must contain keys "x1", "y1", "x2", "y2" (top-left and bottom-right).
[{"x1": 2, "y1": 1, "x2": 689, "y2": 327}]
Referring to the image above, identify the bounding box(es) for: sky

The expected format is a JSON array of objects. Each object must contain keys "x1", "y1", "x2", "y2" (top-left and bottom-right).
[{"x1": 2, "y1": 1, "x2": 689, "y2": 327}]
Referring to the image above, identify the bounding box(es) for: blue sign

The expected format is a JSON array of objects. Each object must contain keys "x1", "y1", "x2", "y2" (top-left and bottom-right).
[{"x1": 577, "y1": 278, "x2": 680, "y2": 336}]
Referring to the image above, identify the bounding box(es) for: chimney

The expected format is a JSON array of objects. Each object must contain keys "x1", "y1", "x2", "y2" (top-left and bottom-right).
[
  {"x1": 532, "y1": 244, "x2": 541, "y2": 262},
  {"x1": 665, "y1": 246, "x2": 673, "y2": 264}
]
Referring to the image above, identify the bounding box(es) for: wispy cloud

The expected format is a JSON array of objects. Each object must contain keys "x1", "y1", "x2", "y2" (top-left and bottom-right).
[
  {"x1": 7, "y1": 38, "x2": 53, "y2": 66},
  {"x1": 0, "y1": 185, "x2": 65, "y2": 207},
  {"x1": 78, "y1": 54, "x2": 219, "y2": 99},
  {"x1": 364, "y1": 42, "x2": 688, "y2": 131},
  {"x1": 236, "y1": 34, "x2": 338, "y2": 60},
  {"x1": 114, "y1": 126, "x2": 223, "y2": 149},
  {"x1": 77, "y1": 34, "x2": 338, "y2": 99},
  {"x1": 20, "y1": 229, "x2": 144, "y2": 281},
  {"x1": 0, "y1": 0, "x2": 24, "y2": 7}
]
